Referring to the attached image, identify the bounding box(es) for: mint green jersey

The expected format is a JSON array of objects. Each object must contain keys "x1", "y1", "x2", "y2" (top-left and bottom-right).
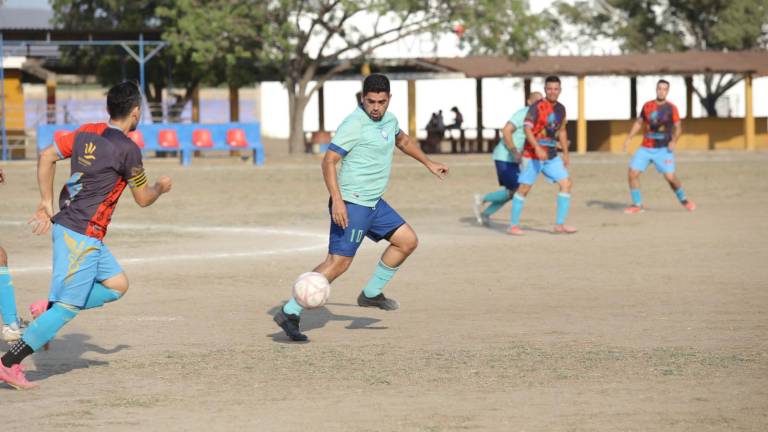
[
  {"x1": 329, "y1": 106, "x2": 400, "y2": 207},
  {"x1": 492, "y1": 106, "x2": 529, "y2": 162}
]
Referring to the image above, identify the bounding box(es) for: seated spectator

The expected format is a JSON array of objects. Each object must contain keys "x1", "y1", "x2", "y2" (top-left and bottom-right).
[{"x1": 447, "y1": 106, "x2": 463, "y2": 129}]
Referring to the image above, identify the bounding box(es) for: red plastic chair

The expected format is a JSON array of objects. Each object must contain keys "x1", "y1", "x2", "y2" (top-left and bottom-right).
[
  {"x1": 127, "y1": 130, "x2": 145, "y2": 149},
  {"x1": 192, "y1": 129, "x2": 214, "y2": 148},
  {"x1": 158, "y1": 129, "x2": 180, "y2": 149},
  {"x1": 226, "y1": 128, "x2": 248, "y2": 148}
]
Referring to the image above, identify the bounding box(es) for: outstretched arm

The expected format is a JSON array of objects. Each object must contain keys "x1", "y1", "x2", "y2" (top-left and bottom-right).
[
  {"x1": 623, "y1": 118, "x2": 643, "y2": 152},
  {"x1": 130, "y1": 175, "x2": 172, "y2": 207},
  {"x1": 321, "y1": 150, "x2": 349, "y2": 229},
  {"x1": 395, "y1": 130, "x2": 448, "y2": 180},
  {"x1": 29, "y1": 145, "x2": 60, "y2": 235}
]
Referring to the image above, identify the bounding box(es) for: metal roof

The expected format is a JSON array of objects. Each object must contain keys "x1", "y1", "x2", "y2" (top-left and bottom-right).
[{"x1": 420, "y1": 51, "x2": 768, "y2": 78}]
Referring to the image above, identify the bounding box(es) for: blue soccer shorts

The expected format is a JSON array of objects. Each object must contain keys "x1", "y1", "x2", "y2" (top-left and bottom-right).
[
  {"x1": 518, "y1": 156, "x2": 569, "y2": 185},
  {"x1": 630, "y1": 146, "x2": 676, "y2": 174},
  {"x1": 494, "y1": 160, "x2": 521, "y2": 191},
  {"x1": 328, "y1": 199, "x2": 406, "y2": 257}
]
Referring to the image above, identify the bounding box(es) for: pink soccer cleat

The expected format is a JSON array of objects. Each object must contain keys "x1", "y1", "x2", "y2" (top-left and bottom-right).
[
  {"x1": 623, "y1": 205, "x2": 645, "y2": 214},
  {"x1": 0, "y1": 364, "x2": 37, "y2": 390},
  {"x1": 553, "y1": 225, "x2": 578, "y2": 234},
  {"x1": 506, "y1": 225, "x2": 524, "y2": 236},
  {"x1": 682, "y1": 200, "x2": 696, "y2": 211},
  {"x1": 29, "y1": 300, "x2": 50, "y2": 351}
]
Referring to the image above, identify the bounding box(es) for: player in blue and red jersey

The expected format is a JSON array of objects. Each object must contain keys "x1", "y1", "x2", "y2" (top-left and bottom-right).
[
  {"x1": 508, "y1": 76, "x2": 576, "y2": 235},
  {"x1": 622, "y1": 79, "x2": 695, "y2": 213},
  {"x1": 0, "y1": 82, "x2": 172, "y2": 390}
]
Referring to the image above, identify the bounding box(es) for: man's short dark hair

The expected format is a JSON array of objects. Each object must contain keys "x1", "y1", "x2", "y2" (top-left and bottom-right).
[
  {"x1": 362, "y1": 74, "x2": 390, "y2": 95},
  {"x1": 545, "y1": 75, "x2": 561, "y2": 84},
  {"x1": 107, "y1": 81, "x2": 141, "y2": 119},
  {"x1": 657, "y1": 79, "x2": 670, "y2": 87}
]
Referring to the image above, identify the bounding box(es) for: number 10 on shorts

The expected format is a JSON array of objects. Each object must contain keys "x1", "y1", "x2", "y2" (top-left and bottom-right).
[{"x1": 349, "y1": 229, "x2": 364, "y2": 244}]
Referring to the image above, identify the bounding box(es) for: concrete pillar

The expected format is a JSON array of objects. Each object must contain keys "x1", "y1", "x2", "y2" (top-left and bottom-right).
[
  {"x1": 318, "y1": 85, "x2": 325, "y2": 131},
  {"x1": 476, "y1": 78, "x2": 483, "y2": 131}
]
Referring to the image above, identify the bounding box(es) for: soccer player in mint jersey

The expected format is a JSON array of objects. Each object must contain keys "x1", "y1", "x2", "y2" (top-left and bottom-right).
[
  {"x1": 0, "y1": 169, "x2": 24, "y2": 343},
  {"x1": 622, "y1": 79, "x2": 695, "y2": 213},
  {"x1": 508, "y1": 76, "x2": 576, "y2": 235},
  {"x1": 274, "y1": 74, "x2": 449, "y2": 342},
  {"x1": 0, "y1": 82, "x2": 172, "y2": 390},
  {"x1": 473, "y1": 91, "x2": 543, "y2": 227}
]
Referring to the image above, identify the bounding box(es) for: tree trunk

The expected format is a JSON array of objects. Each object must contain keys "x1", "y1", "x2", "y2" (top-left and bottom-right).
[
  {"x1": 699, "y1": 95, "x2": 718, "y2": 117},
  {"x1": 287, "y1": 79, "x2": 310, "y2": 154}
]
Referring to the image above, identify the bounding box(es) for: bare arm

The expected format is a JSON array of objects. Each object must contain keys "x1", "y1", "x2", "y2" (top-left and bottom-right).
[
  {"x1": 524, "y1": 126, "x2": 548, "y2": 160},
  {"x1": 130, "y1": 176, "x2": 172, "y2": 208},
  {"x1": 669, "y1": 121, "x2": 682, "y2": 151},
  {"x1": 623, "y1": 118, "x2": 644, "y2": 151},
  {"x1": 501, "y1": 122, "x2": 522, "y2": 162},
  {"x1": 558, "y1": 120, "x2": 570, "y2": 167},
  {"x1": 395, "y1": 131, "x2": 448, "y2": 179},
  {"x1": 29, "y1": 145, "x2": 60, "y2": 235},
  {"x1": 321, "y1": 150, "x2": 348, "y2": 228}
]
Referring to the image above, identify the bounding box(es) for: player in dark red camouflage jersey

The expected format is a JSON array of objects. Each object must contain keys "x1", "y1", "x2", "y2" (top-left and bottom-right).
[{"x1": 0, "y1": 82, "x2": 172, "y2": 390}]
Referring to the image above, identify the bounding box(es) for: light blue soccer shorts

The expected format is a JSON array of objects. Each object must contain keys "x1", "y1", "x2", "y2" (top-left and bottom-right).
[
  {"x1": 49, "y1": 224, "x2": 123, "y2": 308},
  {"x1": 518, "y1": 156, "x2": 569, "y2": 185},
  {"x1": 630, "y1": 146, "x2": 676, "y2": 174}
]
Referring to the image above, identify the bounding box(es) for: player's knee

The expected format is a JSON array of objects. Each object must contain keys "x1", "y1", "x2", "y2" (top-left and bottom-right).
[
  {"x1": 560, "y1": 178, "x2": 573, "y2": 191},
  {"x1": 103, "y1": 272, "x2": 129, "y2": 295},
  {"x1": 0, "y1": 247, "x2": 7, "y2": 266},
  {"x1": 628, "y1": 169, "x2": 640, "y2": 179},
  {"x1": 516, "y1": 185, "x2": 531, "y2": 196},
  {"x1": 329, "y1": 255, "x2": 353, "y2": 273},
  {"x1": 401, "y1": 233, "x2": 419, "y2": 254}
]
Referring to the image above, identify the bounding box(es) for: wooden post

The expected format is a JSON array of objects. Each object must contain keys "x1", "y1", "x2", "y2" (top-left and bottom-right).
[
  {"x1": 407, "y1": 79, "x2": 416, "y2": 138},
  {"x1": 685, "y1": 76, "x2": 693, "y2": 119},
  {"x1": 229, "y1": 83, "x2": 239, "y2": 122},
  {"x1": 192, "y1": 84, "x2": 200, "y2": 122},
  {"x1": 577, "y1": 75, "x2": 587, "y2": 154},
  {"x1": 524, "y1": 78, "x2": 531, "y2": 105},
  {"x1": 629, "y1": 76, "x2": 637, "y2": 119},
  {"x1": 46, "y1": 76, "x2": 56, "y2": 124},
  {"x1": 318, "y1": 85, "x2": 325, "y2": 131},
  {"x1": 745, "y1": 74, "x2": 755, "y2": 151}
]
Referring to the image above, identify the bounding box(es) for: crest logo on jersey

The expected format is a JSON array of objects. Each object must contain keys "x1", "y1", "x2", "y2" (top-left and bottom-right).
[
  {"x1": 380, "y1": 129, "x2": 388, "y2": 141},
  {"x1": 78, "y1": 142, "x2": 96, "y2": 166}
]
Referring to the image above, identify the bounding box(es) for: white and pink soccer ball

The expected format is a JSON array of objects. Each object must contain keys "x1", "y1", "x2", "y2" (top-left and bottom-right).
[{"x1": 292, "y1": 272, "x2": 331, "y2": 309}]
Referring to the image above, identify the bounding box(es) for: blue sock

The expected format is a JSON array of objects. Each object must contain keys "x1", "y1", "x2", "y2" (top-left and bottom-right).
[
  {"x1": 630, "y1": 188, "x2": 642, "y2": 206},
  {"x1": 556, "y1": 192, "x2": 571, "y2": 225},
  {"x1": 510, "y1": 193, "x2": 525, "y2": 226},
  {"x1": 0, "y1": 267, "x2": 17, "y2": 325},
  {"x1": 675, "y1": 188, "x2": 687, "y2": 202},
  {"x1": 363, "y1": 260, "x2": 399, "y2": 298},
  {"x1": 483, "y1": 188, "x2": 509, "y2": 203},
  {"x1": 22, "y1": 303, "x2": 79, "y2": 351},
  {"x1": 82, "y1": 282, "x2": 123, "y2": 310},
  {"x1": 482, "y1": 189, "x2": 512, "y2": 217},
  {"x1": 283, "y1": 297, "x2": 303, "y2": 316}
]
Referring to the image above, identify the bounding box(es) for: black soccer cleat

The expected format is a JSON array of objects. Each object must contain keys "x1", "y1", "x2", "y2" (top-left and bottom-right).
[
  {"x1": 273, "y1": 309, "x2": 308, "y2": 342},
  {"x1": 357, "y1": 292, "x2": 400, "y2": 311}
]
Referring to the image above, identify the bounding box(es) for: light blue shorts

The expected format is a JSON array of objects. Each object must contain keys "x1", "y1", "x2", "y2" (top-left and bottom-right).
[
  {"x1": 630, "y1": 147, "x2": 675, "y2": 174},
  {"x1": 328, "y1": 199, "x2": 406, "y2": 257},
  {"x1": 49, "y1": 224, "x2": 123, "y2": 308},
  {"x1": 518, "y1": 156, "x2": 569, "y2": 185}
]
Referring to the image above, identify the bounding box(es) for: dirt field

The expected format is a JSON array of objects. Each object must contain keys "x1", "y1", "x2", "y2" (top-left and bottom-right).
[{"x1": 0, "y1": 150, "x2": 766, "y2": 431}]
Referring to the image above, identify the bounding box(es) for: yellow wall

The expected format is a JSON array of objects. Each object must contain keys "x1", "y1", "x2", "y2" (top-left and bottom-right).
[
  {"x1": 2, "y1": 69, "x2": 25, "y2": 131},
  {"x1": 588, "y1": 118, "x2": 768, "y2": 153}
]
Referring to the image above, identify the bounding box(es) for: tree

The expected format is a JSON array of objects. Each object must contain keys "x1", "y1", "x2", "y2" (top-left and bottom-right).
[
  {"x1": 556, "y1": 0, "x2": 768, "y2": 116},
  {"x1": 50, "y1": 0, "x2": 240, "y2": 122},
  {"x1": 163, "y1": 0, "x2": 553, "y2": 153}
]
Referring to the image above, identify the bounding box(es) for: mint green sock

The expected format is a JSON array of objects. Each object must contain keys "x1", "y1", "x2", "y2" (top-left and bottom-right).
[
  {"x1": 483, "y1": 188, "x2": 509, "y2": 203},
  {"x1": 363, "y1": 260, "x2": 399, "y2": 298},
  {"x1": 283, "y1": 298, "x2": 303, "y2": 316}
]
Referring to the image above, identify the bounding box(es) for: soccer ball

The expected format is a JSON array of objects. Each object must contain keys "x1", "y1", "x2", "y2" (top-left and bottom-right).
[{"x1": 292, "y1": 272, "x2": 330, "y2": 309}]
